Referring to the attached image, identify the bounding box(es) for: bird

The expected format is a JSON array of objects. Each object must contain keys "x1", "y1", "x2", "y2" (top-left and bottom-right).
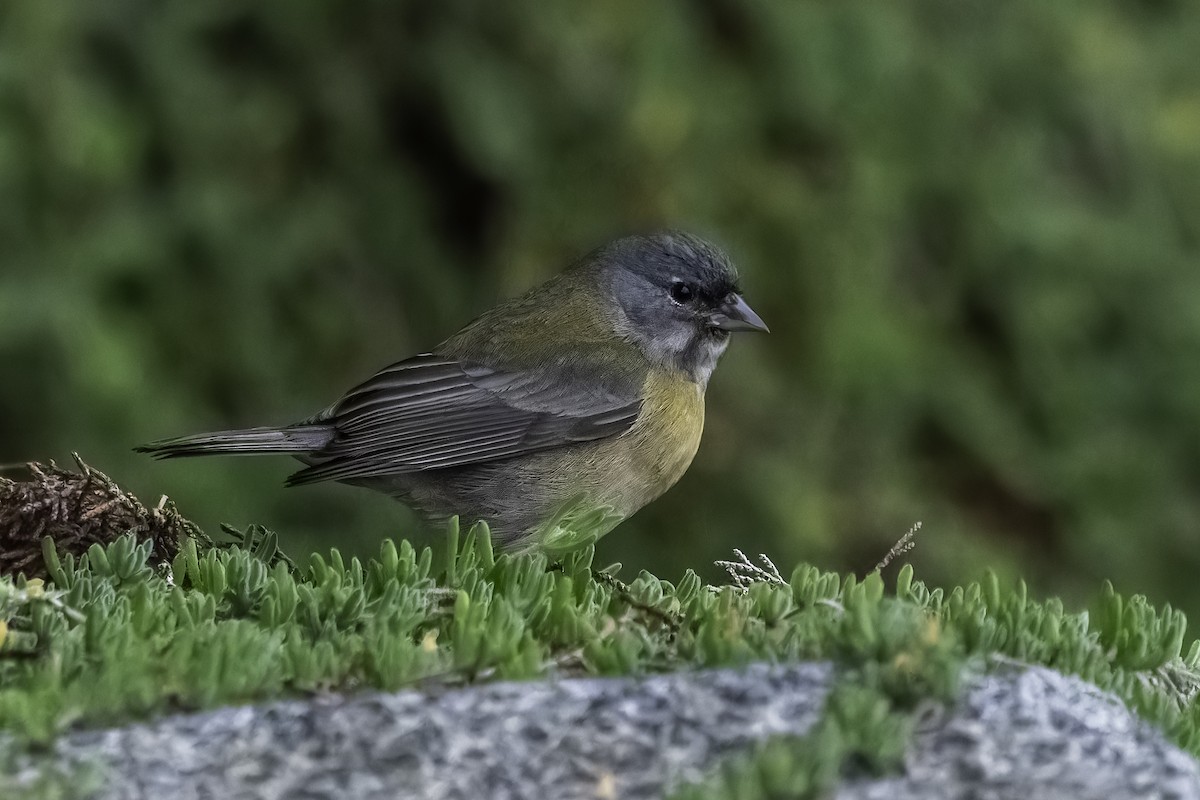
[{"x1": 136, "y1": 232, "x2": 768, "y2": 554}]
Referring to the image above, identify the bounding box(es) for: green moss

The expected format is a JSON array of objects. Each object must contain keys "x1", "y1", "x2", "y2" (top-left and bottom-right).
[{"x1": 0, "y1": 522, "x2": 1198, "y2": 796}]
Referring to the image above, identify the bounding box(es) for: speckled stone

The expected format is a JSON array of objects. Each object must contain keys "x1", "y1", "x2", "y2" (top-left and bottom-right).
[
  {"x1": 6, "y1": 663, "x2": 1199, "y2": 799},
  {"x1": 838, "y1": 666, "x2": 1200, "y2": 800}
]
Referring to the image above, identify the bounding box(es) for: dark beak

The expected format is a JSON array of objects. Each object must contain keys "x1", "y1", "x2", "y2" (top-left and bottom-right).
[{"x1": 708, "y1": 294, "x2": 770, "y2": 333}]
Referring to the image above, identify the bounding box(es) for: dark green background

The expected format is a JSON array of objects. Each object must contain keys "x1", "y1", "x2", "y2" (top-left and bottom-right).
[{"x1": 3, "y1": 2, "x2": 1199, "y2": 618}]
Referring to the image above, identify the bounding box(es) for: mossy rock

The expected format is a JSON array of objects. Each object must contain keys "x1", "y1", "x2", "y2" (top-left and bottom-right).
[{"x1": 2, "y1": 460, "x2": 1200, "y2": 797}]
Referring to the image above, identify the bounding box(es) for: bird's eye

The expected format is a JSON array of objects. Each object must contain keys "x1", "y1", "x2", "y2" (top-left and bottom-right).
[{"x1": 669, "y1": 282, "x2": 695, "y2": 304}]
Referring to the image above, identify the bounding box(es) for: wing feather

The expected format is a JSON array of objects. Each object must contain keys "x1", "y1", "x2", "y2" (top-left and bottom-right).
[{"x1": 286, "y1": 352, "x2": 642, "y2": 485}]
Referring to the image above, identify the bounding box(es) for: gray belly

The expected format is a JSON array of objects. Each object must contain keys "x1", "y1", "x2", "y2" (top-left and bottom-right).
[{"x1": 349, "y1": 450, "x2": 592, "y2": 549}]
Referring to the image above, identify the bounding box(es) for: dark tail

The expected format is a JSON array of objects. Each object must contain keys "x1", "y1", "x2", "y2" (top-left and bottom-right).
[{"x1": 135, "y1": 425, "x2": 334, "y2": 459}]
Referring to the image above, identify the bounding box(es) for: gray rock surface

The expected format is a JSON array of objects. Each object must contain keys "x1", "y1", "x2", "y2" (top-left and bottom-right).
[
  {"x1": 6, "y1": 663, "x2": 1199, "y2": 799},
  {"x1": 839, "y1": 666, "x2": 1200, "y2": 800}
]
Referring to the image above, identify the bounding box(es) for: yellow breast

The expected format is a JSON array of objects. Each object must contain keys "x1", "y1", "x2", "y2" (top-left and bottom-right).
[
  {"x1": 617, "y1": 369, "x2": 705, "y2": 510},
  {"x1": 524, "y1": 368, "x2": 706, "y2": 552}
]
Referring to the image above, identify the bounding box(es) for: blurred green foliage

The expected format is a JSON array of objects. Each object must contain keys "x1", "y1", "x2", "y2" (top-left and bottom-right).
[{"x1": 2, "y1": 3, "x2": 1199, "y2": 620}]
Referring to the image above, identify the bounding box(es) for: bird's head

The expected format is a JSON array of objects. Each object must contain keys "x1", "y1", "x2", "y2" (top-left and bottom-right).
[{"x1": 594, "y1": 232, "x2": 768, "y2": 384}]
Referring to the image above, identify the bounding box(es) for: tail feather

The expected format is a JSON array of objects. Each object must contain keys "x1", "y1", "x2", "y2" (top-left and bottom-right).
[{"x1": 135, "y1": 425, "x2": 334, "y2": 459}]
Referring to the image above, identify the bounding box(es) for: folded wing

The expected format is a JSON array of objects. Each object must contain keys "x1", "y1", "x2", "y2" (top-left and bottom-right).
[{"x1": 285, "y1": 352, "x2": 642, "y2": 485}]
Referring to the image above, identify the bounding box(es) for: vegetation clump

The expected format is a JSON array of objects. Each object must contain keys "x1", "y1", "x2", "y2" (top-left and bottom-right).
[
  {"x1": 0, "y1": 523, "x2": 1195, "y2": 757},
  {"x1": 0, "y1": 456, "x2": 199, "y2": 580},
  {"x1": 1, "y1": 471, "x2": 1198, "y2": 793}
]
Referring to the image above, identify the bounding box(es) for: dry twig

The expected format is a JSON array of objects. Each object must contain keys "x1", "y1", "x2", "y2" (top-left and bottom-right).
[
  {"x1": 715, "y1": 549, "x2": 786, "y2": 592},
  {"x1": 874, "y1": 521, "x2": 922, "y2": 572}
]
